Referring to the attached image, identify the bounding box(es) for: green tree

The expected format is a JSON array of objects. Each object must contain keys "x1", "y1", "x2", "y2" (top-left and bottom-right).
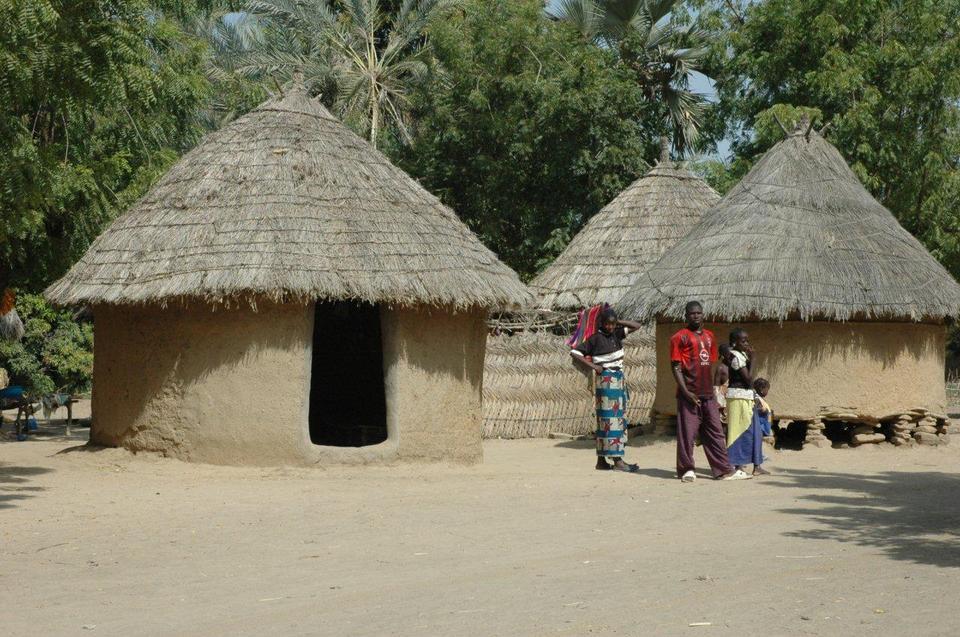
[
  {"x1": 549, "y1": 0, "x2": 713, "y2": 153},
  {"x1": 0, "y1": 292, "x2": 93, "y2": 395},
  {"x1": 703, "y1": 0, "x2": 960, "y2": 275},
  {"x1": 190, "y1": 9, "x2": 269, "y2": 129},
  {"x1": 0, "y1": 0, "x2": 212, "y2": 291},
  {"x1": 225, "y1": 0, "x2": 456, "y2": 147},
  {"x1": 397, "y1": 0, "x2": 659, "y2": 278}
]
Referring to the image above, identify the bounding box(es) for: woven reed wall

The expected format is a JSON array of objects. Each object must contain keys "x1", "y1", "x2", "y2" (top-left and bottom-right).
[{"x1": 482, "y1": 325, "x2": 656, "y2": 438}]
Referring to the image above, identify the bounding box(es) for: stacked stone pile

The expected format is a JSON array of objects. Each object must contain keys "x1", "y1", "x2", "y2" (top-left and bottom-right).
[
  {"x1": 796, "y1": 408, "x2": 951, "y2": 448},
  {"x1": 880, "y1": 409, "x2": 950, "y2": 446},
  {"x1": 802, "y1": 418, "x2": 828, "y2": 447}
]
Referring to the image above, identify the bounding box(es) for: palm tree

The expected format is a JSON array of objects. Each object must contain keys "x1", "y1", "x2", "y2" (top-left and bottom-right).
[
  {"x1": 220, "y1": 0, "x2": 456, "y2": 148},
  {"x1": 548, "y1": 0, "x2": 710, "y2": 154}
]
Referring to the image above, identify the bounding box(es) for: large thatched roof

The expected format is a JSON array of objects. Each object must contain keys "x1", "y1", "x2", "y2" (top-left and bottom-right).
[
  {"x1": 45, "y1": 88, "x2": 531, "y2": 309},
  {"x1": 619, "y1": 123, "x2": 960, "y2": 322},
  {"x1": 530, "y1": 144, "x2": 720, "y2": 310}
]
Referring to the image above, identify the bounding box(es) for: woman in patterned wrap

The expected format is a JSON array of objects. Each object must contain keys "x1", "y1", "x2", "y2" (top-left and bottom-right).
[{"x1": 570, "y1": 307, "x2": 643, "y2": 472}]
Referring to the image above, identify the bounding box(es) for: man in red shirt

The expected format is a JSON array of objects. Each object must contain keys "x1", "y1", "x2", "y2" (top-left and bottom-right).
[{"x1": 670, "y1": 301, "x2": 749, "y2": 482}]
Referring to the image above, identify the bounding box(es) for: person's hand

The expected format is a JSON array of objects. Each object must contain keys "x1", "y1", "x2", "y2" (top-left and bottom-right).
[
  {"x1": 683, "y1": 389, "x2": 701, "y2": 406},
  {"x1": 593, "y1": 364, "x2": 604, "y2": 375},
  {"x1": 744, "y1": 344, "x2": 755, "y2": 357}
]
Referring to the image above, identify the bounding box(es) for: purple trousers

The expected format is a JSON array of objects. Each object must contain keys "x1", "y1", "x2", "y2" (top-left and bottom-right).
[{"x1": 676, "y1": 395, "x2": 734, "y2": 479}]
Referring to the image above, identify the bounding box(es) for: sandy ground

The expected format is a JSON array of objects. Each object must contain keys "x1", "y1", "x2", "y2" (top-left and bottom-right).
[{"x1": 3, "y1": 420, "x2": 960, "y2": 637}]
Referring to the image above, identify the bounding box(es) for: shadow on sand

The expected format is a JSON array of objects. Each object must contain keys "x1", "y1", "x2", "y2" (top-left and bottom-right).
[
  {"x1": 765, "y1": 467, "x2": 960, "y2": 568},
  {"x1": 0, "y1": 463, "x2": 52, "y2": 510}
]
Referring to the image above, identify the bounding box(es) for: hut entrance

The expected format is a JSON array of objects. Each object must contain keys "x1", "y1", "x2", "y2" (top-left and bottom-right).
[{"x1": 309, "y1": 301, "x2": 388, "y2": 447}]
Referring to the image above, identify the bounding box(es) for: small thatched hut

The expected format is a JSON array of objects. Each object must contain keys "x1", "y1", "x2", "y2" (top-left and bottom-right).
[
  {"x1": 45, "y1": 87, "x2": 530, "y2": 466},
  {"x1": 483, "y1": 143, "x2": 720, "y2": 438},
  {"x1": 619, "y1": 121, "x2": 960, "y2": 445}
]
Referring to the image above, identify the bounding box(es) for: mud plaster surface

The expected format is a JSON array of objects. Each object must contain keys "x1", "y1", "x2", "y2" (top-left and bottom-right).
[
  {"x1": 654, "y1": 321, "x2": 946, "y2": 419},
  {"x1": 4, "y1": 434, "x2": 960, "y2": 636},
  {"x1": 90, "y1": 302, "x2": 487, "y2": 465}
]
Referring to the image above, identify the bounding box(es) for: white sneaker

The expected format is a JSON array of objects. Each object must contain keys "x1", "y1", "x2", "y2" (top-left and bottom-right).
[
  {"x1": 681, "y1": 470, "x2": 696, "y2": 482},
  {"x1": 720, "y1": 469, "x2": 752, "y2": 481}
]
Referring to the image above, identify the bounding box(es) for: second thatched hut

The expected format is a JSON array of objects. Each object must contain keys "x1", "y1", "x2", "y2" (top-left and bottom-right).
[
  {"x1": 619, "y1": 120, "x2": 960, "y2": 447},
  {"x1": 45, "y1": 87, "x2": 530, "y2": 466},
  {"x1": 482, "y1": 143, "x2": 720, "y2": 438}
]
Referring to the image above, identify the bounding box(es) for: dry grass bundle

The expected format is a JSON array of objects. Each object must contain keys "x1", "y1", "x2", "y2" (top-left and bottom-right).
[
  {"x1": 482, "y1": 327, "x2": 656, "y2": 438},
  {"x1": 45, "y1": 87, "x2": 531, "y2": 310},
  {"x1": 531, "y1": 144, "x2": 720, "y2": 310},
  {"x1": 619, "y1": 123, "x2": 960, "y2": 322},
  {"x1": 0, "y1": 308, "x2": 24, "y2": 341}
]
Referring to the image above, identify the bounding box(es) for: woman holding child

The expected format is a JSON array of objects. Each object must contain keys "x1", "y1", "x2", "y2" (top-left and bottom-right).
[{"x1": 723, "y1": 328, "x2": 770, "y2": 476}]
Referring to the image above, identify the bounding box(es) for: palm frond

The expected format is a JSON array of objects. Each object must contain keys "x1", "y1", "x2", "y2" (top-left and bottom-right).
[
  {"x1": 643, "y1": 0, "x2": 680, "y2": 25},
  {"x1": 547, "y1": 0, "x2": 602, "y2": 39}
]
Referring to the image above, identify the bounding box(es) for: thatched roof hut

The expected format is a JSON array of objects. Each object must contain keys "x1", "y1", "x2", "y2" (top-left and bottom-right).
[
  {"x1": 620, "y1": 121, "x2": 960, "y2": 439},
  {"x1": 531, "y1": 141, "x2": 721, "y2": 310},
  {"x1": 46, "y1": 86, "x2": 531, "y2": 466},
  {"x1": 483, "y1": 144, "x2": 720, "y2": 438},
  {"x1": 46, "y1": 90, "x2": 528, "y2": 310}
]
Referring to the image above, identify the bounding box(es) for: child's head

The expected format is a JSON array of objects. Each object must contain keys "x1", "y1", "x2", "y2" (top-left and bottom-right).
[
  {"x1": 718, "y1": 343, "x2": 732, "y2": 363},
  {"x1": 753, "y1": 377, "x2": 770, "y2": 397},
  {"x1": 729, "y1": 327, "x2": 749, "y2": 349}
]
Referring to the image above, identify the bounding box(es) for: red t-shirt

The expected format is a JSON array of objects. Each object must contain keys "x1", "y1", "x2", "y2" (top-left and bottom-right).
[{"x1": 670, "y1": 327, "x2": 718, "y2": 398}]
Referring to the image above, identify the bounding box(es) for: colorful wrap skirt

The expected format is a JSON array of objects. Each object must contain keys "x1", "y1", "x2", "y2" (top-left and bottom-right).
[
  {"x1": 726, "y1": 397, "x2": 763, "y2": 466},
  {"x1": 595, "y1": 369, "x2": 627, "y2": 457}
]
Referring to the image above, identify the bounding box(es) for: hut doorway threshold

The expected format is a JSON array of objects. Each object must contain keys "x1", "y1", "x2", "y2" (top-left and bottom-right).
[{"x1": 309, "y1": 300, "x2": 388, "y2": 447}]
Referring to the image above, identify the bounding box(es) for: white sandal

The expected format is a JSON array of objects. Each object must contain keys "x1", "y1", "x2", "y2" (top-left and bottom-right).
[{"x1": 720, "y1": 469, "x2": 752, "y2": 481}]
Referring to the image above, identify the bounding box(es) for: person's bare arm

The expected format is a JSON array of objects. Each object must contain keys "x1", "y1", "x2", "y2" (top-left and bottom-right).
[
  {"x1": 571, "y1": 350, "x2": 603, "y2": 375},
  {"x1": 617, "y1": 319, "x2": 643, "y2": 332},
  {"x1": 739, "y1": 357, "x2": 753, "y2": 386},
  {"x1": 672, "y1": 361, "x2": 700, "y2": 406},
  {"x1": 713, "y1": 362, "x2": 728, "y2": 387}
]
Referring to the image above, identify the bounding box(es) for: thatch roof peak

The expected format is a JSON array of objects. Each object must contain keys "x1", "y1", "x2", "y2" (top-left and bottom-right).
[
  {"x1": 619, "y1": 129, "x2": 960, "y2": 323},
  {"x1": 45, "y1": 88, "x2": 532, "y2": 310},
  {"x1": 530, "y1": 159, "x2": 720, "y2": 310}
]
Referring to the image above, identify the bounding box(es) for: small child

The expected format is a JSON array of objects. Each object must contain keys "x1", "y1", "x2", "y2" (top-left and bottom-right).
[
  {"x1": 714, "y1": 344, "x2": 731, "y2": 418},
  {"x1": 753, "y1": 377, "x2": 773, "y2": 438}
]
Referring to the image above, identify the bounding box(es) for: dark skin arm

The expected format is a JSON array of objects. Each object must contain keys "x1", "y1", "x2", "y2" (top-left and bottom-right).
[
  {"x1": 713, "y1": 363, "x2": 728, "y2": 386},
  {"x1": 672, "y1": 361, "x2": 700, "y2": 406},
  {"x1": 571, "y1": 351, "x2": 603, "y2": 375},
  {"x1": 735, "y1": 350, "x2": 754, "y2": 386},
  {"x1": 617, "y1": 319, "x2": 643, "y2": 332}
]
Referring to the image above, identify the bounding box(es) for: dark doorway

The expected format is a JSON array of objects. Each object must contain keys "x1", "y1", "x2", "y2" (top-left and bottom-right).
[{"x1": 309, "y1": 300, "x2": 388, "y2": 447}]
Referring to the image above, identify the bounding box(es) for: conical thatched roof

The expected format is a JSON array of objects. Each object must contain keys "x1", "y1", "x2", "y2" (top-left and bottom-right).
[
  {"x1": 530, "y1": 143, "x2": 720, "y2": 310},
  {"x1": 45, "y1": 88, "x2": 531, "y2": 309},
  {"x1": 619, "y1": 122, "x2": 960, "y2": 322}
]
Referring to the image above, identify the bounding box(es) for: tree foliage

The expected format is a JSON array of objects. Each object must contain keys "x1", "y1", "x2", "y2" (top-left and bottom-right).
[
  {"x1": 0, "y1": 292, "x2": 93, "y2": 396},
  {"x1": 0, "y1": 0, "x2": 212, "y2": 291},
  {"x1": 549, "y1": 0, "x2": 713, "y2": 153},
  {"x1": 217, "y1": 0, "x2": 456, "y2": 148},
  {"x1": 701, "y1": 0, "x2": 960, "y2": 276},
  {"x1": 396, "y1": 0, "x2": 663, "y2": 278}
]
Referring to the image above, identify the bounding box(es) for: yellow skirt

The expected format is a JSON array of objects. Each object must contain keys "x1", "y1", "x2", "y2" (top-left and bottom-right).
[{"x1": 726, "y1": 397, "x2": 753, "y2": 447}]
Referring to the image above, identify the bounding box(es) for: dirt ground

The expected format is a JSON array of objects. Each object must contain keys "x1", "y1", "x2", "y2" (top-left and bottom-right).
[{"x1": 3, "y1": 419, "x2": 960, "y2": 637}]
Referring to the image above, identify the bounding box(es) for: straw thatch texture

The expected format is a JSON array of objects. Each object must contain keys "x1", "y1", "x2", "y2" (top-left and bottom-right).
[
  {"x1": 45, "y1": 88, "x2": 530, "y2": 310},
  {"x1": 0, "y1": 309, "x2": 24, "y2": 341},
  {"x1": 620, "y1": 126, "x2": 960, "y2": 322},
  {"x1": 531, "y1": 155, "x2": 720, "y2": 309},
  {"x1": 482, "y1": 326, "x2": 656, "y2": 438}
]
